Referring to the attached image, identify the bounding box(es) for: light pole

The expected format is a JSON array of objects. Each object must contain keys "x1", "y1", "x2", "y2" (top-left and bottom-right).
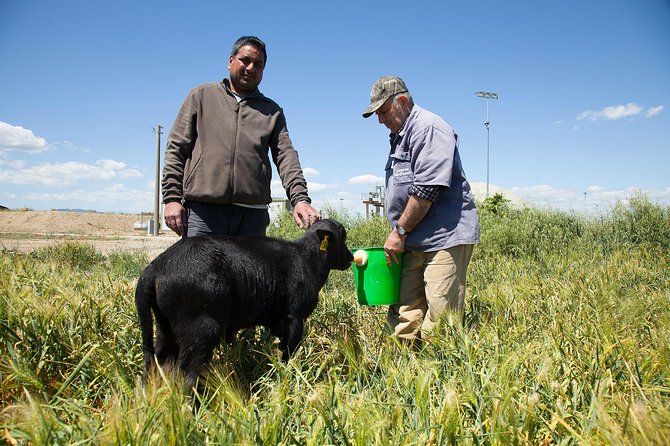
[
  {"x1": 153, "y1": 125, "x2": 162, "y2": 236},
  {"x1": 475, "y1": 91, "x2": 498, "y2": 197}
]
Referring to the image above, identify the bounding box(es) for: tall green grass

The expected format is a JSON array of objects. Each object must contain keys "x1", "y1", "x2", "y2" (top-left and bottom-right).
[{"x1": 1, "y1": 196, "x2": 669, "y2": 444}]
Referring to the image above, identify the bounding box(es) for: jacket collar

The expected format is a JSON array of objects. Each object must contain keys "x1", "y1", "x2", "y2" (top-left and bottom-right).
[{"x1": 221, "y1": 78, "x2": 263, "y2": 100}]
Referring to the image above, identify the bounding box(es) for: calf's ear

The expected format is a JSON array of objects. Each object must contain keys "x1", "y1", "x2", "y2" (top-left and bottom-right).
[{"x1": 316, "y1": 229, "x2": 335, "y2": 252}]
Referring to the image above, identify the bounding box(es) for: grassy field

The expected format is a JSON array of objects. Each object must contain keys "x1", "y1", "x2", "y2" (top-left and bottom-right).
[{"x1": 1, "y1": 195, "x2": 669, "y2": 445}]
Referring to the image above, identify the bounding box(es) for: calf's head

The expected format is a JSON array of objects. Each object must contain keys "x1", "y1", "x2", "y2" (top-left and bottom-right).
[{"x1": 308, "y1": 219, "x2": 354, "y2": 270}]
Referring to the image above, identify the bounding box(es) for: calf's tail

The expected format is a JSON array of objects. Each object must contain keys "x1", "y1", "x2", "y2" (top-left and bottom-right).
[{"x1": 135, "y1": 266, "x2": 157, "y2": 378}]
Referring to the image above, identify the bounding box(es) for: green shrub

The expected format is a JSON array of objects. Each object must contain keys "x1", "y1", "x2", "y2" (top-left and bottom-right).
[
  {"x1": 586, "y1": 193, "x2": 670, "y2": 253},
  {"x1": 478, "y1": 206, "x2": 583, "y2": 259},
  {"x1": 28, "y1": 241, "x2": 105, "y2": 270},
  {"x1": 345, "y1": 214, "x2": 389, "y2": 249},
  {"x1": 108, "y1": 250, "x2": 149, "y2": 279},
  {"x1": 480, "y1": 192, "x2": 511, "y2": 215}
]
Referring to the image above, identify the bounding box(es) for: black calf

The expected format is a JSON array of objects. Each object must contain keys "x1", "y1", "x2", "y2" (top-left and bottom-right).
[{"x1": 135, "y1": 218, "x2": 353, "y2": 389}]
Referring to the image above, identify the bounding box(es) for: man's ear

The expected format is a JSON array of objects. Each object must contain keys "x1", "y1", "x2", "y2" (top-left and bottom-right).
[{"x1": 398, "y1": 94, "x2": 410, "y2": 110}]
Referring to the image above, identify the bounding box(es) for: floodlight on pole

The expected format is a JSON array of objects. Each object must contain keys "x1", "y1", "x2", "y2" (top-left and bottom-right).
[
  {"x1": 153, "y1": 125, "x2": 162, "y2": 236},
  {"x1": 475, "y1": 91, "x2": 499, "y2": 197}
]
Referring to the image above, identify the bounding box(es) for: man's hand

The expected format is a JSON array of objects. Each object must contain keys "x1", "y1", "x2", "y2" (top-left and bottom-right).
[
  {"x1": 383, "y1": 194, "x2": 432, "y2": 265},
  {"x1": 292, "y1": 201, "x2": 321, "y2": 229},
  {"x1": 384, "y1": 229, "x2": 406, "y2": 266},
  {"x1": 164, "y1": 202, "x2": 187, "y2": 236}
]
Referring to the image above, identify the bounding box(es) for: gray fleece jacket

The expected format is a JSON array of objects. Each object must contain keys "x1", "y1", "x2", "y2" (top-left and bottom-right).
[{"x1": 162, "y1": 79, "x2": 310, "y2": 207}]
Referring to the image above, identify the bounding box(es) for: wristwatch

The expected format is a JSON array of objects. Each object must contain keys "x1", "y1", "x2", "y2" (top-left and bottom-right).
[{"x1": 395, "y1": 223, "x2": 409, "y2": 236}]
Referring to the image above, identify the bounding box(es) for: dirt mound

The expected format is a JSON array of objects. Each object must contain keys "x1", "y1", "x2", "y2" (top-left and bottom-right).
[
  {"x1": 0, "y1": 210, "x2": 149, "y2": 236},
  {"x1": 0, "y1": 210, "x2": 179, "y2": 259}
]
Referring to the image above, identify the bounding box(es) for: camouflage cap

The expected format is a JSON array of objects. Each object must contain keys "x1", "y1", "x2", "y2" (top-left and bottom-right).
[{"x1": 362, "y1": 76, "x2": 408, "y2": 118}]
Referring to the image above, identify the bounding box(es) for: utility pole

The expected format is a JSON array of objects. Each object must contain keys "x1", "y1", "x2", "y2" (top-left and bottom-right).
[
  {"x1": 475, "y1": 91, "x2": 499, "y2": 197},
  {"x1": 153, "y1": 125, "x2": 162, "y2": 236}
]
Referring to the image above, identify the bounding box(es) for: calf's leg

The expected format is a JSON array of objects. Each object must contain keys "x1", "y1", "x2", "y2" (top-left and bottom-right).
[
  {"x1": 176, "y1": 315, "x2": 223, "y2": 390},
  {"x1": 155, "y1": 325, "x2": 179, "y2": 368},
  {"x1": 277, "y1": 316, "x2": 304, "y2": 361}
]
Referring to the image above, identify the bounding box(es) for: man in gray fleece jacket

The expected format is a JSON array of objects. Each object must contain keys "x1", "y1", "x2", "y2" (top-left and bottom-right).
[{"x1": 162, "y1": 36, "x2": 320, "y2": 237}]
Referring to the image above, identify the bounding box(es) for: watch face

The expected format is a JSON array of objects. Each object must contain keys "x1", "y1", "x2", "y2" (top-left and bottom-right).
[{"x1": 396, "y1": 224, "x2": 407, "y2": 235}]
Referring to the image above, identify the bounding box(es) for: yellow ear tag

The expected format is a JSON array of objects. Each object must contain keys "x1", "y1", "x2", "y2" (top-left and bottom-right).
[{"x1": 319, "y1": 235, "x2": 329, "y2": 252}]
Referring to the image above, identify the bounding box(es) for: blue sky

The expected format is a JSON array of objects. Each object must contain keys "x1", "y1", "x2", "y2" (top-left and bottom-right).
[{"x1": 1, "y1": 0, "x2": 668, "y2": 216}]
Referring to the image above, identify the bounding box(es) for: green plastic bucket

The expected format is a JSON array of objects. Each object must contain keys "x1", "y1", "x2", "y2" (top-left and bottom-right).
[{"x1": 352, "y1": 248, "x2": 403, "y2": 306}]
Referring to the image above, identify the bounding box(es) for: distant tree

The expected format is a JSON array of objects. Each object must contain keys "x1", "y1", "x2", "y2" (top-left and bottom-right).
[{"x1": 482, "y1": 193, "x2": 510, "y2": 215}]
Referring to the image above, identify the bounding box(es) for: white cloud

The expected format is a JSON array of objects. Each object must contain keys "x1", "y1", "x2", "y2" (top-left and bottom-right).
[
  {"x1": 269, "y1": 171, "x2": 337, "y2": 198},
  {"x1": 576, "y1": 103, "x2": 642, "y2": 121},
  {"x1": 51, "y1": 140, "x2": 92, "y2": 153},
  {"x1": 307, "y1": 181, "x2": 339, "y2": 192},
  {"x1": 470, "y1": 181, "x2": 523, "y2": 205},
  {"x1": 347, "y1": 174, "x2": 384, "y2": 185},
  {"x1": 511, "y1": 184, "x2": 670, "y2": 213},
  {"x1": 646, "y1": 105, "x2": 664, "y2": 117},
  {"x1": 575, "y1": 103, "x2": 664, "y2": 122},
  {"x1": 0, "y1": 159, "x2": 143, "y2": 187},
  {"x1": 0, "y1": 158, "x2": 26, "y2": 169},
  {"x1": 512, "y1": 184, "x2": 588, "y2": 210},
  {"x1": 303, "y1": 167, "x2": 319, "y2": 177},
  {"x1": 269, "y1": 179, "x2": 339, "y2": 197},
  {"x1": 0, "y1": 121, "x2": 49, "y2": 153},
  {"x1": 270, "y1": 179, "x2": 285, "y2": 198}
]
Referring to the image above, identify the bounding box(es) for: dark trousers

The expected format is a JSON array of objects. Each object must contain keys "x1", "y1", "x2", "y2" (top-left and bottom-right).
[{"x1": 185, "y1": 201, "x2": 270, "y2": 237}]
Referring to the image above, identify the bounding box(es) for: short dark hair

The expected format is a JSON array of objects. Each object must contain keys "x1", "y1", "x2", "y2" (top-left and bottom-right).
[{"x1": 231, "y1": 36, "x2": 267, "y2": 64}]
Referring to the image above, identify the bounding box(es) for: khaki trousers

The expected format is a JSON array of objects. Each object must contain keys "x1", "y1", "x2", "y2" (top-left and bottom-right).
[{"x1": 387, "y1": 244, "x2": 474, "y2": 340}]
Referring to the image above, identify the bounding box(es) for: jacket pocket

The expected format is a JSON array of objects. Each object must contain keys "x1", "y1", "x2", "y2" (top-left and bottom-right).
[{"x1": 183, "y1": 151, "x2": 203, "y2": 191}]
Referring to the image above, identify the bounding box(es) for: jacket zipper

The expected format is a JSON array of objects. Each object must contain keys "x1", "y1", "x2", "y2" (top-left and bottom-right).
[{"x1": 230, "y1": 100, "x2": 240, "y2": 199}]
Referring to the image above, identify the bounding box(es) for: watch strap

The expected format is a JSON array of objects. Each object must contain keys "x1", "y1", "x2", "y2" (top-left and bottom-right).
[{"x1": 395, "y1": 223, "x2": 409, "y2": 236}]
